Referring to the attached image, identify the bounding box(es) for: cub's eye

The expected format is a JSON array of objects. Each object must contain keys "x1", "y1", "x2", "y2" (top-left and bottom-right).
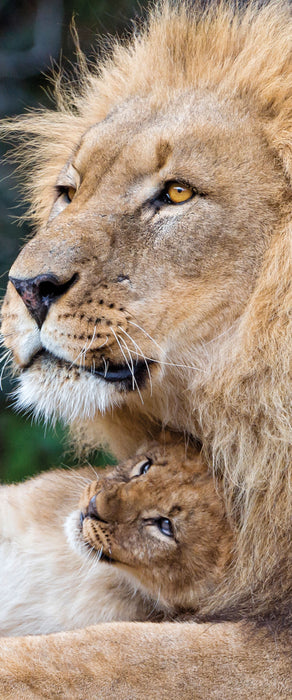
[
  {"x1": 156, "y1": 517, "x2": 174, "y2": 538},
  {"x1": 56, "y1": 185, "x2": 76, "y2": 204},
  {"x1": 130, "y1": 457, "x2": 153, "y2": 478},
  {"x1": 139, "y1": 458, "x2": 153, "y2": 475},
  {"x1": 165, "y1": 181, "x2": 195, "y2": 204}
]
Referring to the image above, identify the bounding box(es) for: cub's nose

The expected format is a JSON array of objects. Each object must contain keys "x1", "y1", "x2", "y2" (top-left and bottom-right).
[
  {"x1": 85, "y1": 495, "x2": 109, "y2": 523},
  {"x1": 79, "y1": 499, "x2": 98, "y2": 528},
  {"x1": 9, "y1": 272, "x2": 78, "y2": 328},
  {"x1": 88, "y1": 496, "x2": 99, "y2": 519}
]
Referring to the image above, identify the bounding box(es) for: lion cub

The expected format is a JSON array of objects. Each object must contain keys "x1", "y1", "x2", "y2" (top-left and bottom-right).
[
  {"x1": 0, "y1": 437, "x2": 232, "y2": 636},
  {"x1": 75, "y1": 437, "x2": 233, "y2": 616}
]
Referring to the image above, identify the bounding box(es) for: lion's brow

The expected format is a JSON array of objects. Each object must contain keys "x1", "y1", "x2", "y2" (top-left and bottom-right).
[{"x1": 156, "y1": 139, "x2": 172, "y2": 170}]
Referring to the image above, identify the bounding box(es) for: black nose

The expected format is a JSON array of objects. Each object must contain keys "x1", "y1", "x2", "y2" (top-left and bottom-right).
[{"x1": 9, "y1": 273, "x2": 78, "y2": 328}]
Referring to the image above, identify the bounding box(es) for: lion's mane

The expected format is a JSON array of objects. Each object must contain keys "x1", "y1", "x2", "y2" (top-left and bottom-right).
[{"x1": 2, "y1": 1, "x2": 292, "y2": 630}]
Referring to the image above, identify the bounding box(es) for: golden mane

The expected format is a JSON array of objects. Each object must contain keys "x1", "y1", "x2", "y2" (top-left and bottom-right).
[
  {"x1": 2, "y1": 0, "x2": 292, "y2": 630},
  {"x1": 5, "y1": 1, "x2": 292, "y2": 224}
]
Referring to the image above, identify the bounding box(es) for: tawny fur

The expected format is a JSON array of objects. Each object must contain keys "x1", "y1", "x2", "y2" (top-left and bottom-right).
[
  {"x1": 0, "y1": 436, "x2": 232, "y2": 636},
  {"x1": 0, "y1": 0, "x2": 292, "y2": 696},
  {"x1": 0, "y1": 467, "x2": 146, "y2": 638}
]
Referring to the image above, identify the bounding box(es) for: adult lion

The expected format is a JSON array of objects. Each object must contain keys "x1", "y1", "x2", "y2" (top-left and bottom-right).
[{"x1": 1, "y1": 0, "x2": 291, "y2": 696}]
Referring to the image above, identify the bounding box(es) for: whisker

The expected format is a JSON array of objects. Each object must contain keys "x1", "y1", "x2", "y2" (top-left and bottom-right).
[
  {"x1": 0, "y1": 349, "x2": 11, "y2": 365},
  {"x1": 119, "y1": 328, "x2": 138, "y2": 363},
  {"x1": 102, "y1": 356, "x2": 109, "y2": 377},
  {"x1": 128, "y1": 320, "x2": 164, "y2": 353},
  {"x1": 0, "y1": 330, "x2": 18, "y2": 340},
  {"x1": 146, "y1": 357, "x2": 203, "y2": 372},
  {"x1": 127, "y1": 320, "x2": 203, "y2": 372},
  {"x1": 69, "y1": 329, "x2": 108, "y2": 372},
  {"x1": 86, "y1": 463, "x2": 100, "y2": 481},
  {"x1": 0, "y1": 351, "x2": 12, "y2": 388},
  {"x1": 116, "y1": 333, "x2": 136, "y2": 390},
  {"x1": 117, "y1": 327, "x2": 153, "y2": 396},
  {"x1": 119, "y1": 329, "x2": 202, "y2": 372},
  {"x1": 111, "y1": 327, "x2": 144, "y2": 405},
  {"x1": 204, "y1": 319, "x2": 238, "y2": 345},
  {"x1": 62, "y1": 466, "x2": 93, "y2": 486}
]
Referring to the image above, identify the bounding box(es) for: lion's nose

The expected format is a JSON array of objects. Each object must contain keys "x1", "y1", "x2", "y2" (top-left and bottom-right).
[{"x1": 9, "y1": 272, "x2": 78, "y2": 328}]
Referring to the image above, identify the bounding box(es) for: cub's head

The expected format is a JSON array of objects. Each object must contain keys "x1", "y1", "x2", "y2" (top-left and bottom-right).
[{"x1": 73, "y1": 440, "x2": 233, "y2": 613}]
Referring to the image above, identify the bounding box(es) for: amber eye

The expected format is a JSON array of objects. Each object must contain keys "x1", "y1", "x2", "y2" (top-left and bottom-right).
[
  {"x1": 166, "y1": 181, "x2": 194, "y2": 204},
  {"x1": 63, "y1": 186, "x2": 76, "y2": 203},
  {"x1": 57, "y1": 185, "x2": 76, "y2": 204},
  {"x1": 67, "y1": 186, "x2": 76, "y2": 202}
]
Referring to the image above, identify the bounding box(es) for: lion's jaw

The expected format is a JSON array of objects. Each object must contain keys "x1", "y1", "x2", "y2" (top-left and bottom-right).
[{"x1": 1, "y1": 91, "x2": 287, "y2": 430}]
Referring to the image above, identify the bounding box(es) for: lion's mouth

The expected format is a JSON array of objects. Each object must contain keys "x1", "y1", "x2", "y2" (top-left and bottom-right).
[{"x1": 27, "y1": 349, "x2": 151, "y2": 388}]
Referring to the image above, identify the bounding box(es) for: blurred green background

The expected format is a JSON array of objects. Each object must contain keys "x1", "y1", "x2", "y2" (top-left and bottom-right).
[{"x1": 0, "y1": 0, "x2": 147, "y2": 482}]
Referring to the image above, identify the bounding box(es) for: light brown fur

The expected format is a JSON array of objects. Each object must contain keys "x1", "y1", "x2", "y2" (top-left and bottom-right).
[
  {"x1": 1, "y1": 0, "x2": 292, "y2": 696},
  {"x1": 78, "y1": 436, "x2": 233, "y2": 614},
  {"x1": 0, "y1": 436, "x2": 232, "y2": 637}
]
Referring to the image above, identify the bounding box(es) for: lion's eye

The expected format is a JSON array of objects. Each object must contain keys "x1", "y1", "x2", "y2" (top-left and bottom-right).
[
  {"x1": 67, "y1": 186, "x2": 76, "y2": 202},
  {"x1": 165, "y1": 181, "x2": 195, "y2": 204},
  {"x1": 156, "y1": 517, "x2": 174, "y2": 538},
  {"x1": 57, "y1": 185, "x2": 76, "y2": 204}
]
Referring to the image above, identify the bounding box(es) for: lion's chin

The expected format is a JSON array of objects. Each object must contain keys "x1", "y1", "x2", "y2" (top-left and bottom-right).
[
  {"x1": 15, "y1": 358, "x2": 124, "y2": 425},
  {"x1": 13, "y1": 350, "x2": 152, "y2": 425}
]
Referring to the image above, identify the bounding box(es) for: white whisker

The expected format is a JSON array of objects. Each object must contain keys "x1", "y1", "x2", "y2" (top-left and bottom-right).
[
  {"x1": 117, "y1": 326, "x2": 153, "y2": 396},
  {"x1": 102, "y1": 356, "x2": 109, "y2": 377},
  {"x1": 128, "y1": 320, "x2": 164, "y2": 353},
  {"x1": 0, "y1": 351, "x2": 12, "y2": 388},
  {"x1": 86, "y1": 463, "x2": 101, "y2": 480},
  {"x1": 110, "y1": 327, "x2": 144, "y2": 405},
  {"x1": 127, "y1": 320, "x2": 203, "y2": 372},
  {"x1": 116, "y1": 334, "x2": 136, "y2": 390},
  {"x1": 0, "y1": 330, "x2": 18, "y2": 340},
  {"x1": 0, "y1": 349, "x2": 11, "y2": 365},
  {"x1": 69, "y1": 327, "x2": 108, "y2": 372}
]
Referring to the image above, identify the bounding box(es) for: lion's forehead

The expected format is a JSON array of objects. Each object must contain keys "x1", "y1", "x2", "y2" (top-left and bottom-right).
[{"x1": 73, "y1": 91, "x2": 270, "y2": 194}]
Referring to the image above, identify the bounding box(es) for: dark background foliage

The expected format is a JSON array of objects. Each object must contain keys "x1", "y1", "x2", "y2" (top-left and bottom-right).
[{"x1": 0, "y1": 0, "x2": 147, "y2": 482}]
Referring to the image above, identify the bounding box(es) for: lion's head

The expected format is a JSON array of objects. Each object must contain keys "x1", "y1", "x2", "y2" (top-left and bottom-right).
[
  {"x1": 73, "y1": 437, "x2": 232, "y2": 613},
  {"x1": 2, "y1": 87, "x2": 286, "y2": 437},
  {"x1": 1, "y1": 1, "x2": 292, "y2": 628}
]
